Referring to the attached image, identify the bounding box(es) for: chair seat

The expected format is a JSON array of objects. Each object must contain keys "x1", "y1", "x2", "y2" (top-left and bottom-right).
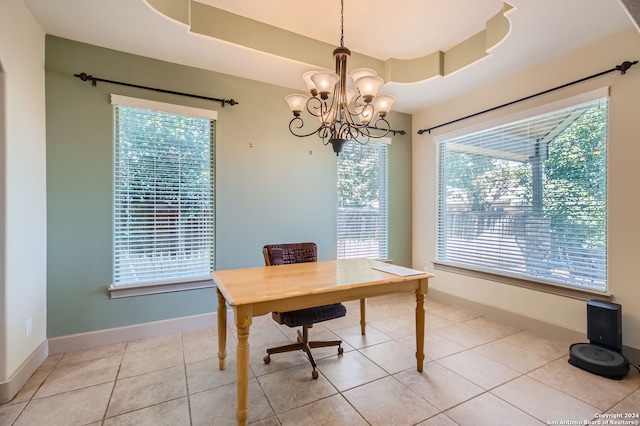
[{"x1": 273, "y1": 303, "x2": 346, "y2": 328}]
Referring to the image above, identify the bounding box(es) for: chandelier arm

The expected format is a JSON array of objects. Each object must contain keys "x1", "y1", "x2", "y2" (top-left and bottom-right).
[
  {"x1": 288, "y1": 117, "x2": 326, "y2": 138},
  {"x1": 305, "y1": 97, "x2": 325, "y2": 118}
]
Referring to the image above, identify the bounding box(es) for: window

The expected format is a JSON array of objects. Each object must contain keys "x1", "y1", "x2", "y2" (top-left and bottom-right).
[
  {"x1": 111, "y1": 95, "x2": 216, "y2": 293},
  {"x1": 337, "y1": 140, "x2": 389, "y2": 260},
  {"x1": 436, "y1": 95, "x2": 607, "y2": 292}
]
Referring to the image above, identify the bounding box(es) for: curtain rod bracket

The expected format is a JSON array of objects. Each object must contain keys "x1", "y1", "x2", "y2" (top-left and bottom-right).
[
  {"x1": 73, "y1": 72, "x2": 238, "y2": 107},
  {"x1": 417, "y1": 60, "x2": 638, "y2": 135}
]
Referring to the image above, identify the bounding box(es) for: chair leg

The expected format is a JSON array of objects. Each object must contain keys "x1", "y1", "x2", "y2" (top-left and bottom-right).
[{"x1": 263, "y1": 324, "x2": 343, "y2": 379}]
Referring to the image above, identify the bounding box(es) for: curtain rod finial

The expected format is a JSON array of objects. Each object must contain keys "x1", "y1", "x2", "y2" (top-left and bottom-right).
[
  {"x1": 74, "y1": 72, "x2": 97, "y2": 86},
  {"x1": 617, "y1": 60, "x2": 638, "y2": 75}
]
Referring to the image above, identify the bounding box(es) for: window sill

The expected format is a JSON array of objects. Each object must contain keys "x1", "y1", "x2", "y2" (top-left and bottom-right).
[
  {"x1": 433, "y1": 262, "x2": 611, "y2": 301},
  {"x1": 108, "y1": 277, "x2": 215, "y2": 299}
]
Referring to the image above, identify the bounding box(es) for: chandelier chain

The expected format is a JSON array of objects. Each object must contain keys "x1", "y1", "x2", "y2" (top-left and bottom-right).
[{"x1": 340, "y1": 0, "x2": 344, "y2": 48}]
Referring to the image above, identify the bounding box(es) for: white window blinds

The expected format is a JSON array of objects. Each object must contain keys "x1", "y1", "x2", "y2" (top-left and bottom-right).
[
  {"x1": 337, "y1": 141, "x2": 389, "y2": 260},
  {"x1": 436, "y1": 97, "x2": 607, "y2": 292},
  {"x1": 113, "y1": 101, "x2": 215, "y2": 286}
]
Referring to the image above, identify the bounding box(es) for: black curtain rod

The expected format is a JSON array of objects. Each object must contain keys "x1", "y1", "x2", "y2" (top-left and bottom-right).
[
  {"x1": 73, "y1": 72, "x2": 239, "y2": 107},
  {"x1": 417, "y1": 60, "x2": 638, "y2": 135}
]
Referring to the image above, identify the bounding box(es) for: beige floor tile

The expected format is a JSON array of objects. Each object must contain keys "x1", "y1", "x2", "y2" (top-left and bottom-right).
[
  {"x1": 118, "y1": 342, "x2": 184, "y2": 378},
  {"x1": 189, "y1": 379, "x2": 274, "y2": 425},
  {"x1": 251, "y1": 416, "x2": 281, "y2": 426},
  {"x1": 369, "y1": 316, "x2": 417, "y2": 339},
  {"x1": 36, "y1": 353, "x2": 62, "y2": 370},
  {"x1": 395, "y1": 361, "x2": 484, "y2": 410},
  {"x1": 528, "y1": 358, "x2": 640, "y2": 411},
  {"x1": 473, "y1": 338, "x2": 553, "y2": 373},
  {"x1": 398, "y1": 332, "x2": 466, "y2": 361},
  {"x1": 106, "y1": 366, "x2": 187, "y2": 418},
  {"x1": 333, "y1": 324, "x2": 393, "y2": 349},
  {"x1": 438, "y1": 350, "x2": 520, "y2": 389},
  {"x1": 58, "y1": 342, "x2": 126, "y2": 366},
  {"x1": 446, "y1": 392, "x2": 543, "y2": 425},
  {"x1": 317, "y1": 350, "x2": 387, "y2": 391},
  {"x1": 247, "y1": 324, "x2": 291, "y2": 348},
  {"x1": 277, "y1": 394, "x2": 368, "y2": 425},
  {"x1": 125, "y1": 332, "x2": 182, "y2": 353},
  {"x1": 359, "y1": 340, "x2": 418, "y2": 374},
  {"x1": 34, "y1": 354, "x2": 121, "y2": 399},
  {"x1": 425, "y1": 314, "x2": 457, "y2": 332},
  {"x1": 103, "y1": 397, "x2": 190, "y2": 426},
  {"x1": 606, "y1": 387, "x2": 640, "y2": 415},
  {"x1": 183, "y1": 336, "x2": 219, "y2": 365},
  {"x1": 500, "y1": 331, "x2": 569, "y2": 360},
  {"x1": 429, "y1": 304, "x2": 481, "y2": 323},
  {"x1": 343, "y1": 376, "x2": 439, "y2": 425},
  {"x1": 181, "y1": 325, "x2": 217, "y2": 343},
  {"x1": 6, "y1": 368, "x2": 50, "y2": 404},
  {"x1": 15, "y1": 382, "x2": 112, "y2": 426},
  {"x1": 257, "y1": 364, "x2": 338, "y2": 414},
  {"x1": 0, "y1": 401, "x2": 26, "y2": 425},
  {"x1": 187, "y1": 356, "x2": 253, "y2": 394},
  {"x1": 433, "y1": 322, "x2": 498, "y2": 349},
  {"x1": 463, "y1": 316, "x2": 521, "y2": 341},
  {"x1": 492, "y1": 375, "x2": 599, "y2": 423},
  {"x1": 424, "y1": 298, "x2": 450, "y2": 311},
  {"x1": 416, "y1": 413, "x2": 458, "y2": 426},
  {"x1": 322, "y1": 311, "x2": 362, "y2": 331},
  {"x1": 182, "y1": 326, "x2": 236, "y2": 365}
]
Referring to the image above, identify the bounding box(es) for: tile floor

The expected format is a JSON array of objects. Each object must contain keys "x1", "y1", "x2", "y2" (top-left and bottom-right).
[{"x1": 1, "y1": 292, "x2": 639, "y2": 425}]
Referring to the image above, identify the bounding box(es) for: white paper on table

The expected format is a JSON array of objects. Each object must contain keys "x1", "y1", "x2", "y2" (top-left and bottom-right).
[{"x1": 372, "y1": 264, "x2": 426, "y2": 277}]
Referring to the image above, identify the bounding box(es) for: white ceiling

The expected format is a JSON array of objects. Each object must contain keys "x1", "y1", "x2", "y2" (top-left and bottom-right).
[{"x1": 23, "y1": 0, "x2": 635, "y2": 113}]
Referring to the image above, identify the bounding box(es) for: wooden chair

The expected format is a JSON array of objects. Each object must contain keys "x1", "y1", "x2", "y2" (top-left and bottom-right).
[{"x1": 262, "y1": 242, "x2": 345, "y2": 379}]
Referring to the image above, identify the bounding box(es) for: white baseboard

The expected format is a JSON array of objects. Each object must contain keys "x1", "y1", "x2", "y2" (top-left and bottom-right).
[
  {"x1": 48, "y1": 309, "x2": 234, "y2": 354},
  {"x1": 0, "y1": 340, "x2": 48, "y2": 405},
  {"x1": 427, "y1": 288, "x2": 640, "y2": 365}
]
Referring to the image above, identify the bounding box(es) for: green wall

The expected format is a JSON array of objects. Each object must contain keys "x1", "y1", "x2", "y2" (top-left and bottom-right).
[{"x1": 45, "y1": 36, "x2": 412, "y2": 338}]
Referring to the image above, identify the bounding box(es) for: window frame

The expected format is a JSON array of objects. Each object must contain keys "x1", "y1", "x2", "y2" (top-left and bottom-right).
[
  {"x1": 108, "y1": 95, "x2": 217, "y2": 298},
  {"x1": 433, "y1": 88, "x2": 610, "y2": 300}
]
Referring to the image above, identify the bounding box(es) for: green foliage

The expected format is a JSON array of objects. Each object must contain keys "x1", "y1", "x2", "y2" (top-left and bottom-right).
[{"x1": 337, "y1": 142, "x2": 383, "y2": 208}]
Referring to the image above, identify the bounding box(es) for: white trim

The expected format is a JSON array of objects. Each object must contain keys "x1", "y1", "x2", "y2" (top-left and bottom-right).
[
  {"x1": 0, "y1": 340, "x2": 48, "y2": 404},
  {"x1": 108, "y1": 278, "x2": 215, "y2": 299},
  {"x1": 433, "y1": 87, "x2": 610, "y2": 142},
  {"x1": 110, "y1": 94, "x2": 218, "y2": 120},
  {"x1": 48, "y1": 309, "x2": 233, "y2": 354}
]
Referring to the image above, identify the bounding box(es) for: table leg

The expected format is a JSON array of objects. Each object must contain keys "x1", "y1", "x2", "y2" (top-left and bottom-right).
[
  {"x1": 235, "y1": 305, "x2": 252, "y2": 426},
  {"x1": 359, "y1": 298, "x2": 367, "y2": 335},
  {"x1": 216, "y1": 288, "x2": 227, "y2": 370},
  {"x1": 415, "y1": 286, "x2": 426, "y2": 372}
]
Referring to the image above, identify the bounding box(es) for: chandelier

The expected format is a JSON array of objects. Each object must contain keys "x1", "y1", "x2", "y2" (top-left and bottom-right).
[{"x1": 284, "y1": 0, "x2": 396, "y2": 155}]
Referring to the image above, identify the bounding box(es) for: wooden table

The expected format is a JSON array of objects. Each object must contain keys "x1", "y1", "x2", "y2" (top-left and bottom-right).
[{"x1": 211, "y1": 258, "x2": 432, "y2": 425}]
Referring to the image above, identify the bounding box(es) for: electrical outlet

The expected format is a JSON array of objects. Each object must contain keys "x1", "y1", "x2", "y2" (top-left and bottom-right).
[{"x1": 26, "y1": 318, "x2": 32, "y2": 337}]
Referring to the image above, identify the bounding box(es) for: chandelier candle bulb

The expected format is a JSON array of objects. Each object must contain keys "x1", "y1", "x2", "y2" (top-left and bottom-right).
[
  {"x1": 302, "y1": 71, "x2": 319, "y2": 96},
  {"x1": 284, "y1": 94, "x2": 310, "y2": 116},
  {"x1": 350, "y1": 68, "x2": 378, "y2": 83},
  {"x1": 373, "y1": 94, "x2": 397, "y2": 117},
  {"x1": 310, "y1": 72, "x2": 340, "y2": 99},
  {"x1": 355, "y1": 75, "x2": 384, "y2": 102}
]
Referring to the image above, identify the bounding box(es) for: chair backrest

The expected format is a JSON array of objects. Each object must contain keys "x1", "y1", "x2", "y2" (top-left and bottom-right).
[{"x1": 263, "y1": 242, "x2": 317, "y2": 266}]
